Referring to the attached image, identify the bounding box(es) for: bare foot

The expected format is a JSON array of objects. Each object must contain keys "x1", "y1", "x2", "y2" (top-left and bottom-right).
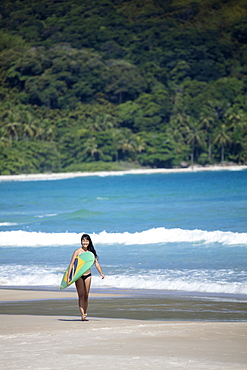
[{"x1": 81, "y1": 314, "x2": 88, "y2": 321}]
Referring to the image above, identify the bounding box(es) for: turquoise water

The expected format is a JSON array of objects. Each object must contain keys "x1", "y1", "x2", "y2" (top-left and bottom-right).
[{"x1": 0, "y1": 170, "x2": 247, "y2": 295}]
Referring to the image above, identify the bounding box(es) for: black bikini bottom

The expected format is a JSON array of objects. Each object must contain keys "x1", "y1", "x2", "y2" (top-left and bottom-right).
[{"x1": 81, "y1": 273, "x2": 91, "y2": 281}]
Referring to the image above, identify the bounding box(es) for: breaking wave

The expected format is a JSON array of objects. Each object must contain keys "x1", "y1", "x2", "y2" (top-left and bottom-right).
[{"x1": 0, "y1": 227, "x2": 246, "y2": 247}]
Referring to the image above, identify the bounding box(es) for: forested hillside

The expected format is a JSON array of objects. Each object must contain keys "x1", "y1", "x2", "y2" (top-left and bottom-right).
[{"x1": 0, "y1": 0, "x2": 247, "y2": 174}]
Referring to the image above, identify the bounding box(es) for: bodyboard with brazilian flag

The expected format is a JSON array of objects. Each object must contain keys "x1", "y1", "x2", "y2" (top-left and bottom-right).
[{"x1": 60, "y1": 251, "x2": 95, "y2": 289}]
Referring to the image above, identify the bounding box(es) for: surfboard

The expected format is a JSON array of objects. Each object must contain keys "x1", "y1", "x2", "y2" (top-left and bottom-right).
[{"x1": 60, "y1": 251, "x2": 95, "y2": 290}]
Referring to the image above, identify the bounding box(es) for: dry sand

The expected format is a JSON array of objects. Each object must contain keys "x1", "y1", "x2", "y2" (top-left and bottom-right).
[
  {"x1": 0, "y1": 289, "x2": 247, "y2": 369},
  {"x1": 1, "y1": 315, "x2": 246, "y2": 369}
]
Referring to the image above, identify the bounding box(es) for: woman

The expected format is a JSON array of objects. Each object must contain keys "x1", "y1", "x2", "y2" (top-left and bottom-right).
[{"x1": 67, "y1": 234, "x2": 104, "y2": 321}]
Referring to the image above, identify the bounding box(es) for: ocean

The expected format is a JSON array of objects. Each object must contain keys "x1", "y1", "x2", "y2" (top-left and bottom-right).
[{"x1": 0, "y1": 169, "x2": 246, "y2": 298}]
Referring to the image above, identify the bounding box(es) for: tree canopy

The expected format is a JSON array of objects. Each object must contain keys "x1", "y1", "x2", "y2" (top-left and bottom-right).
[{"x1": 0, "y1": 0, "x2": 246, "y2": 174}]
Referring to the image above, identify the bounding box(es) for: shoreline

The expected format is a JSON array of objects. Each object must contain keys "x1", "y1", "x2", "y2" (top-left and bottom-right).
[
  {"x1": 1, "y1": 286, "x2": 247, "y2": 301},
  {"x1": 0, "y1": 164, "x2": 246, "y2": 182},
  {"x1": 1, "y1": 288, "x2": 247, "y2": 322},
  {"x1": 0, "y1": 287, "x2": 125, "y2": 302}
]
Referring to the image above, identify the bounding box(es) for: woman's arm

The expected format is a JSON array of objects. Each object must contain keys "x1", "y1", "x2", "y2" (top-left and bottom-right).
[
  {"x1": 95, "y1": 259, "x2": 105, "y2": 279},
  {"x1": 67, "y1": 250, "x2": 78, "y2": 283}
]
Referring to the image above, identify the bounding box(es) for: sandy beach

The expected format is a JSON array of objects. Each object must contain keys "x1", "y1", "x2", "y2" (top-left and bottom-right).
[
  {"x1": 1, "y1": 289, "x2": 247, "y2": 369},
  {"x1": 0, "y1": 164, "x2": 246, "y2": 182}
]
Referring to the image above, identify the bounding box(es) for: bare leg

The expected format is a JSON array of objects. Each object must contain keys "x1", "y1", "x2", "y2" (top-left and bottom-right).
[
  {"x1": 83, "y1": 276, "x2": 91, "y2": 317},
  {"x1": 75, "y1": 276, "x2": 92, "y2": 321}
]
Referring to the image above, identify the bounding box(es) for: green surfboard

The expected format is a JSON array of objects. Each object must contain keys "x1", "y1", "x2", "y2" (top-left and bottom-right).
[{"x1": 60, "y1": 251, "x2": 95, "y2": 290}]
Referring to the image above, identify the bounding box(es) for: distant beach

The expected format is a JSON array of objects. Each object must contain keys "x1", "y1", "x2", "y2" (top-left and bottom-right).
[{"x1": 0, "y1": 164, "x2": 247, "y2": 182}]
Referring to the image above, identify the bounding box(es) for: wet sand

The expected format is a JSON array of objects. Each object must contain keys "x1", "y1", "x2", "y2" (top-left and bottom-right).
[
  {"x1": 0, "y1": 289, "x2": 247, "y2": 369},
  {"x1": 1, "y1": 288, "x2": 247, "y2": 321}
]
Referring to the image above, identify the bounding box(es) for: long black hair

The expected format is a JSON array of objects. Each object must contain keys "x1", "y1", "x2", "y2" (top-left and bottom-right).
[{"x1": 81, "y1": 234, "x2": 98, "y2": 259}]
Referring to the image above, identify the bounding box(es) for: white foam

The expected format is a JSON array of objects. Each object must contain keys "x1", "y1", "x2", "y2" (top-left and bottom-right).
[
  {"x1": 35, "y1": 214, "x2": 58, "y2": 219},
  {"x1": 0, "y1": 230, "x2": 79, "y2": 247},
  {"x1": 1, "y1": 265, "x2": 246, "y2": 294},
  {"x1": 0, "y1": 228, "x2": 246, "y2": 247},
  {"x1": 93, "y1": 274, "x2": 247, "y2": 295},
  {"x1": 0, "y1": 265, "x2": 63, "y2": 287},
  {"x1": 0, "y1": 223, "x2": 18, "y2": 227}
]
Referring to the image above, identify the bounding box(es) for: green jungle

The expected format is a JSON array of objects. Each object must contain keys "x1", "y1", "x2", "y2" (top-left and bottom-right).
[{"x1": 0, "y1": 0, "x2": 247, "y2": 174}]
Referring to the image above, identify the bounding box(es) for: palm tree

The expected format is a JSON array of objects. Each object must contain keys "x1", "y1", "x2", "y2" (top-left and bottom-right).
[
  {"x1": 213, "y1": 124, "x2": 232, "y2": 163},
  {"x1": 234, "y1": 137, "x2": 247, "y2": 163},
  {"x1": 82, "y1": 137, "x2": 103, "y2": 161},
  {"x1": 45, "y1": 126, "x2": 56, "y2": 142},
  {"x1": 85, "y1": 117, "x2": 101, "y2": 132},
  {"x1": 134, "y1": 135, "x2": 146, "y2": 154},
  {"x1": 21, "y1": 112, "x2": 37, "y2": 141},
  {"x1": 110, "y1": 129, "x2": 124, "y2": 162},
  {"x1": 0, "y1": 128, "x2": 11, "y2": 148},
  {"x1": 224, "y1": 108, "x2": 247, "y2": 163},
  {"x1": 118, "y1": 129, "x2": 137, "y2": 161},
  {"x1": 183, "y1": 117, "x2": 206, "y2": 166},
  {"x1": 167, "y1": 116, "x2": 184, "y2": 143},
  {"x1": 85, "y1": 114, "x2": 114, "y2": 132},
  {"x1": 224, "y1": 107, "x2": 244, "y2": 128},
  {"x1": 99, "y1": 114, "x2": 114, "y2": 130},
  {"x1": 35, "y1": 126, "x2": 44, "y2": 140},
  {"x1": 3, "y1": 114, "x2": 21, "y2": 143},
  {"x1": 207, "y1": 100, "x2": 229, "y2": 122},
  {"x1": 225, "y1": 108, "x2": 247, "y2": 135},
  {"x1": 199, "y1": 110, "x2": 215, "y2": 161}
]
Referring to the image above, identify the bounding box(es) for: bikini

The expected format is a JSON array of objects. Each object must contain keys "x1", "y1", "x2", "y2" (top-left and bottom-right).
[{"x1": 81, "y1": 273, "x2": 91, "y2": 281}]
